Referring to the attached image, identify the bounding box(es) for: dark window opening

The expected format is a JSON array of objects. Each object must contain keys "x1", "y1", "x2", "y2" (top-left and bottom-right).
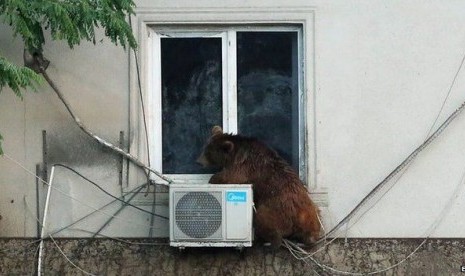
[
  {"x1": 237, "y1": 32, "x2": 299, "y2": 170},
  {"x1": 161, "y1": 38, "x2": 223, "y2": 174}
]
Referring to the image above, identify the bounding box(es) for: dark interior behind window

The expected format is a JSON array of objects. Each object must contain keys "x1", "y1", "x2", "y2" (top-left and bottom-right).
[
  {"x1": 161, "y1": 38, "x2": 223, "y2": 174},
  {"x1": 237, "y1": 31, "x2": 299, "y2": 170}
]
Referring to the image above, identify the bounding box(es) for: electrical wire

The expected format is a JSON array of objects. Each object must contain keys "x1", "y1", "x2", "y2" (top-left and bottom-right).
[
  {"x1": 23, "y1": 196, "x2": 167, "y2": 247},
  {"x1": 4, "y1": 28, "x2": 465, "y2": 276},
  {"x1": 284, "y1": 237, "x2": 428, "y2": 276},
  {"x1": 47, "y1": 231, "x2": 167, "y2": 276},
  {"x1": 2, "y1": 154, "x2": 168, "y2": 230},
  {"x1": 289, "y1": 46, "x2": 465, "y2": 274},
  {"x1": 25, "y1": 186, "x2": 160, "y2": 241},
  {"x1": 49, "y1": 184, "x2": 148, "y2": 237},
  {"x1": 305, "y1": 54, "x2": 465, "y2": 260},
  {"x1": 66, "y1": 228, "x2": 169, "y2": 246},
  {"x1": 39, "y1": 69, "x2": 172, "y2": 184},
  {"x1": 327, "y1": 101, "x2": 465, "y2": 240},
  {"x1": 128, "y1": 14, "x2": 160, "y2": 237},
  {"x1": 426, "y1": 49, "x2": 465, "y2": 138},
  {"x1": 4, "y1": 149, "x2": 465, "y2": 275},
  {"x1": 32, "y1": 243, "x2": 41, "y2": 276},
  {"x1": 25, "y1": 190, "x2": 164, "y2": 275},
  {"x1": 128, "y1": 14, "x2": 151, "y2": 171},
  {"x1": 22, "y1": 194, "x2": 167, "y2": 275},
  {"x1": 23, "y1": 179, "x2": 168, "y2": 275},
  {"x1": 52, "y1": 164, "x2": 168, "y2": 220},
  {"x1": 48, "y1": 234, "x2": 97, "y2": 276},
  {"x1": 300, "y1": 96, "x2": 465, "y2": 262},
  {"x1": 5, "y1": 117, "x2": 465, "y2": 275},
  {"x1": 319, "y1": 98, "x2": 465, "y2": 243},
  {"x1": 285, "y1": 155, "x2": 465, "y2": 275},
  {"x1": 319, "y1": 45, "x2": 465, "y2": 243}
]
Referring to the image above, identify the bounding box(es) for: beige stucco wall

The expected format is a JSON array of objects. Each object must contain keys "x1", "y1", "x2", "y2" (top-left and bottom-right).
[
  {"x1": 0, "y1": 23, "x2": 131, "y2": 237},
  {"x1": 1, "y1": 0, "x2": 465, "y2": 239}
]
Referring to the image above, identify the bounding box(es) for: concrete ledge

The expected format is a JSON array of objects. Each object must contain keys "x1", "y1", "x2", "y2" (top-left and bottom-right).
[{"x1": 1, "y1": 238, "x2": 465, "y2": 275}]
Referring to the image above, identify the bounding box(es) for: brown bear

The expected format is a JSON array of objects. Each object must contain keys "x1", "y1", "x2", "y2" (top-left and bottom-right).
[{"x1": 197, "y1": 126, "x2": 321, "y2": 248}]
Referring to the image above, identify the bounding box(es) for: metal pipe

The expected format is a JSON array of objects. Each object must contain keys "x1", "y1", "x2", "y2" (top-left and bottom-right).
[
  {"x1": 35, "y1": 164, "x2": 41, "y2": 238},
  {"x1": 37, "y1": 166, "x2": 55, "y2": 275},
  {"x1": 34, "y1": 164, "x2": 41, "y2": 276}
]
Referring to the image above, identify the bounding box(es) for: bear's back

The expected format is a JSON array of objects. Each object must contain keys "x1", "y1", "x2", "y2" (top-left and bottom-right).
[{"x1": 230, "y1": 136, "x2": 308, "y2": 199}]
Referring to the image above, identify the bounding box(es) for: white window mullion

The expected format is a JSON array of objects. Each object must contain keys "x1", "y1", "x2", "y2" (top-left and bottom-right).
[
  {"x1": 221, "y1": 32, "x2": 229, "y2": 132},
  {"x1": 226, "y1": 30, "x2": 238, "y2": 134}
]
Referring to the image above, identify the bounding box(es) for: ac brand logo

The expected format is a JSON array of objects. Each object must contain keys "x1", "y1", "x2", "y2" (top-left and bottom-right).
[
  {"x1": 226, "y1": 191, "x2": 247, "y2": 203},
  {"x1": 461, "y1": 265, "x2": 465, "y2": 272}
]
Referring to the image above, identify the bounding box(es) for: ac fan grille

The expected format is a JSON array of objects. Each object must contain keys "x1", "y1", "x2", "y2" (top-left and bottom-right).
[{"x1": 175, "y1": 191, "x2": 222, "y2": 239}]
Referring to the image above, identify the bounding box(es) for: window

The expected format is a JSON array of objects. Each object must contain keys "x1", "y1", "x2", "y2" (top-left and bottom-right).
[
  {"x1": 127, "y1": 7, "x2": 325, "y2": 206},
  {"x1": 146, "y1": 26, "x2": 305, "y2": 183}
]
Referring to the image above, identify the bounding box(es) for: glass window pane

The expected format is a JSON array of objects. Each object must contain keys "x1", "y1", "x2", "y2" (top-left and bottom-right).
[
  {"x1": 237, "y1": 31, "x2": 299, "y2": 170},
  {"x1": 161, "y1": 37, "x2": 222, "y2": 174}
]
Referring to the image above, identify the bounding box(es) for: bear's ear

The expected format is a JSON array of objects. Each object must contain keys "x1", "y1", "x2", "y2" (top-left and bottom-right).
[
  {"x1": 211, "y1": 125, "x2": 223, "y2": 136},
  {"x1": 221, "y1": 140, "x2": 234, "y2": 153}
]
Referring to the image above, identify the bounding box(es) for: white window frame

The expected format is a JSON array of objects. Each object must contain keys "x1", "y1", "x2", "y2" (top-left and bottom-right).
[
  {"x1": 147, "y1": 26, "x2": 303, "y2": 184},
  {"x1": 127, "y1": 6, "x2": 327, "y2": 205},
  {"x1": 147, "y1": 30, "x2": 230, "y2": 184}
]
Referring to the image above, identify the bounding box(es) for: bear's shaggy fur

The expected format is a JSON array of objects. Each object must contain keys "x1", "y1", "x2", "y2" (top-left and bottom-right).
[{"x1": 198, "y1": 126, "x2": 321, "y2": 248}]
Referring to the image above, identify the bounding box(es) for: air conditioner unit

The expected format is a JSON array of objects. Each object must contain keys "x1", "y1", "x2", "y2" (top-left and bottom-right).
[{"x1": 169, "y1": 184, "x2": 253, "y2": 248}]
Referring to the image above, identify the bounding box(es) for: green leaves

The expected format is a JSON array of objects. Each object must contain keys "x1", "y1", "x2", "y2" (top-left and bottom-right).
[
  {"x1": 1, "y1": 0, "x2": 45, "y2": 51},
  {"x1": 0, "y1": 0, "x2": 137, "y2": 95},
  {"x1": 0, "y1": 55, "x2": 42, "y2": 154},
  {"x1": 0, "y1": 0, "x2": 138, "y2": 155},
  {"x1": 0, "y1": 55, "x2": 43, "y2": 98},
  {"x1": 1, "y1": 0, "x2": 137, "y2": 51}
]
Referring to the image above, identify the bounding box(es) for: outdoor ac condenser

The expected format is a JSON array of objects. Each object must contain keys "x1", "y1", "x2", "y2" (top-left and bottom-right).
[{"x1": 169, "y1": 184, "x2": 253, "y2": 248}]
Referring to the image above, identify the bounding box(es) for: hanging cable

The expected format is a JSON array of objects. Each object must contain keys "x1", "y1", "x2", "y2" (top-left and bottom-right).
[
  {"x1": 284, "y1": 159, "x2": 465, "y2": 275},
  {"x1": 128, "y1": 14, "x2": 161, "y2": 237},
  {"x1": 49, "y1": 234, "x2": 97, "y2": 276},
  {"x1": 291, "y1": 45, "x2": 465, "y2": 274},
  {"x1": 66, "y1": 228, "x2": 169, "y2": 245},
  {"x1": 2, "y1": 153, "x2": 168, "y2": 230},
  {"x1": 52, "y1": 164, "x2": 168, "y2": 220},
  {"x1": 426, "y1": 50, "x2": 465, "y2": 138},
  {"x1": 128, "y1": 15, "x2": 152, "y2": 171},
  {"x1": 319, "y1": 98, "x2": 465, "y2": 243}
]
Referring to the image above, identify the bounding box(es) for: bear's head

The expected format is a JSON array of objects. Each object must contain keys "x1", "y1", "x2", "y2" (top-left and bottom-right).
[{"x1": 197, "y1": 126, "x2": 236, "y2": 168}]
